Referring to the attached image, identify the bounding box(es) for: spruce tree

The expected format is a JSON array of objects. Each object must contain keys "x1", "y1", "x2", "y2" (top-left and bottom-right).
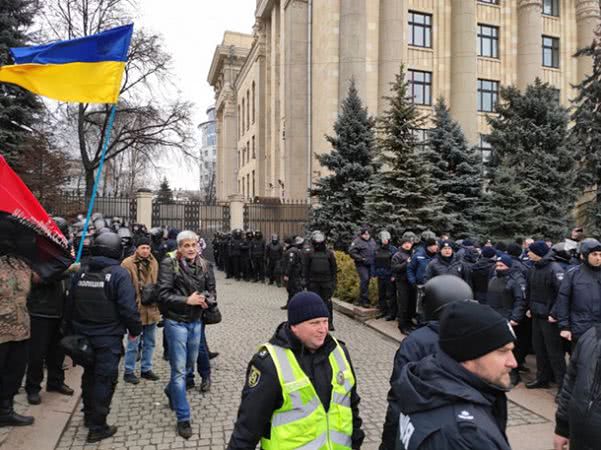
[
  {"x1": 365, "y1": 65, "x2": 444, "y2": 238},
  {"x1": 309, "y1": 79, "x2": 378, "y2": 250},
  {"x1": 0, "y1": 0, "x2": 44, "y2": 171},
  {"x1": 429, "y1": 98, "x2": 482, "y2": 238},
  {"x1": 571, "y1": 25, "x2": 601, "y2": 235},
  {"x1": 157, "y1": 177, "x2": 173, "y2": 202},
  {"x1": 482, "y1": 79, "x2": 576, "y2": 240}
]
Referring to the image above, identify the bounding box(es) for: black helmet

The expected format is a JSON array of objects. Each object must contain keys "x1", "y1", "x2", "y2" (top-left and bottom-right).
[
  {"x1": 90, "y1": 232, "x2": 122, "y2": 259},
  {"x1": 246, "y1": 230, "x2": 254, "y2": 239},
  {"x1": 422, "y1": 275, "x2": 474, "y2": 321},
  {"x1": 233, "y1": 229, "x2": 243, "y2": 239},
  {"x1": 255, "y1": 230, "x2": 263, "y2": 240},
  {"x1": 293, "y1": 236, "x2": 305, "y2": 247},
  {"x1": 117, "y1": 227, "x2": 133, "y2": 247},
  {"x1": 149, "y1": 227, "x2": 163, "y2": 243},
  {"x1": 580, "y1": 238, "x2": 601, "y2": 259},
  {"x1": 311, "y1": 230, "x2": 325, "y2": 244},
  {"x1": 551, "y1": 242, "x2": 572, "y2": 264},
  {"x1": 53, "y1": 216, "x2": 69, "y2": 237},
  {"x1": 95, "y1": 227, "x2": 111, "y2": 237}
]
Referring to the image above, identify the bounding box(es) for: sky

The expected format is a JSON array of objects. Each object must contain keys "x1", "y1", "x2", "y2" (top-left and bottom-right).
[{"x1": 137, "y1": 0, "x2": 256, "y2": 190}]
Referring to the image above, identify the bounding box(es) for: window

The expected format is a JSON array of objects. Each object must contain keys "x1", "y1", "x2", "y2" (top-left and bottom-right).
[
  {"x1": 543, "y1": 0, "x2": 559, "y2": 16},
  {"x1": 252, "y1": 170, "x2": 256, "y2": 198},
  {"x1": 478, "y1": 24, "x2": 499, "y2": 59},
  {"x1": 246, "y1": 174, "x2": 250, "y2": 199},
  {"x1": 252, "y1": 136, "x2": 256, "y2": 159},
  {"x1": 408, "y1": 70, "x2": 432, "y2": 105},
  {"x1": 543, "y1": 36, "x2": 560, "y2": 68},
  {"x1": 413, "y1": 128, "x2": 430, "y2": 152},
  {"x1": 237, "y1": 105, "x2": 241, "y2": 138},
  {"x1": 247, "y1": 141, "x2": 250, "y2": 164},
  {"x1": 478, "y1": 79, "x2": 499, "y2": 112},
  {"x1": 252, "y1": 82, "x2": 256, "y2": 124},
  {"x1": 479, "y1": 135, "x2": 492, "y2": 165},
  {"x1": 478, "y1": 0, "x2": 499, "y2": 4},
  {"x1": 241, "y1": 98, "x2": 245, "y2": 134},
  {"x1": 408, "y1": 11, "x2": 432, "y2": 48},
  {"x1": 246, "y1": 90, "x2": 250, "y2": 131}
]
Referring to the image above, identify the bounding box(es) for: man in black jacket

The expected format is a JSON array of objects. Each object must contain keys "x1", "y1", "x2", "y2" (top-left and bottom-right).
[
  {"x1": 424, "y1": 240, "x2": 470, "y2": 285},
  {"x1": 65, "y1": 232, "x2": 142, "y2": 443},
  {"x1": 471, "y1": 246, "x2": 497, "y2": 303},
  {"x1": 158, "y1": 230, "x2": 215, "y2": 439},
  {"x1": 391, "y1": 239, "x2": 413, "y2": 333},
  {"x1": 380, "y1": 275, "x2": 473, "y2": 450},
  {"x1": 305, "y1": 231, "x2": 337, "y2": 331},
  {"x1": 349, "y1": 227, "x2": 376, "y2": 307},
  {"x1": 526, "y1": 240, "x2": 566, "y2": 390},
  {"x1": 395, "y1": 301, "x2": 516, "y2": 450},
  {"x1": 554, "y1": 324, "x2": 601, "y2": 450},
  {"x1": 250, "y1": 230, "x2": 266, "y2": 282},
  {"x1": 228, "y1": 291, "x2": 364, "y2": 449},
  {"x1": 282, "y1": 236, "x2": 305, "y2": 310},
  {"x1": 265, "y1": 234, "x2": 283, "y2": 286}
]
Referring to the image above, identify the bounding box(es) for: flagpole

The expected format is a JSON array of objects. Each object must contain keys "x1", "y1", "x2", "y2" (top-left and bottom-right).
[{"x1": 75, "y1": 104, "x2": 117, "y2": 263}]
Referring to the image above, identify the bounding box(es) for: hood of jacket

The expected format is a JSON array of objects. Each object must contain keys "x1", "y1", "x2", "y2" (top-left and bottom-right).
[{"x1": 462, "y1": 248, "x2": 480, "y2": 264}]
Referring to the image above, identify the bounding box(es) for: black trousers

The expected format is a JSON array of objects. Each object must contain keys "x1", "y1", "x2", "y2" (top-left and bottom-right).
[
  {"x1": 514, "y1": 318, "x2": 531, "y2": 366},
  {"x1": 0, "y1": 339, "x2": 28, "y2": 400},
  {"x1": 532, "y1": 317, "x2": 566, "y2": 387},
  {"x1": 395, "y1": 278, "x2": 412, "y2": 325},
  {"x1": 251, "y1": 257, "x2": 265, "y2": 281},
  {"x1": 81, "y1": 336, "x2": 121, "y2": 432},
  {"x1": 26, "y1": 316, "x2": 65, "y2": 394},
  {"x1": 286, "y1": 278, "x2": 303, "y2": 305},
  {"x1": 267, "y1": 259, "x2": 281, "y2": 285},
  {"x1": 231, "y1": 256, "x2": 241, "y2": 280},
  {"x1": 308, "y1": 281, "x2": 335, "y2": 325},
  {"x1": 377, "y1": 276, "x2": 395, "y2": 315}
]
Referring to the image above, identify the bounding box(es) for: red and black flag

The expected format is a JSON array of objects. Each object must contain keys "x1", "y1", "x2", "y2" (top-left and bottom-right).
[{"x1": 0, "y1": 155, "x2": 73, "y2": 279}]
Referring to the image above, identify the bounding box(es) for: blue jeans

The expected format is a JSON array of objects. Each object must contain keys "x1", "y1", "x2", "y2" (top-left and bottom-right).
[
  {"x1": 124, "y1": 323, "x2": 157, "y2": 374},
  {"x1": 187, "y1": 325, "x2": 211, "y2": 382},
  {"x1": 164, "y1": 319, "x2": 201, "y2": 422}
]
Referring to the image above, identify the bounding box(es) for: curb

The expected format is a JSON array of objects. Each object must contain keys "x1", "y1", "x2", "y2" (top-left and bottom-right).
[{"x1": 332, "y1": 298, "x2": 404, "y2": 344}]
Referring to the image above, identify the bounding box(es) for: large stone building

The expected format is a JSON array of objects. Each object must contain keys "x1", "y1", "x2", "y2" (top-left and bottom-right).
[{"x1": 208, "y1": 0, "x2": 600, "y2": 202}]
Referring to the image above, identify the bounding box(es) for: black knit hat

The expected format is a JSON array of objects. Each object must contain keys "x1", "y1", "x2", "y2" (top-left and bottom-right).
[
  {"x1": 439, "y1": 301, "x2": 516, "y2": 362},
  {"x1": 288, "y1": 291, "x2": 329, "y2": 325},
  {"x1": 481, "y1": 246, "x2": 497, "y2": 258},
  {"x1": 507, "y1": 243, "x2": 522, "y2": 258},
  {"x1": 135, "y1": 235, "x2": 152, "y2": 248},
  {"x1": 529, "y1": 240, "x2": 550, "y2": 258}
]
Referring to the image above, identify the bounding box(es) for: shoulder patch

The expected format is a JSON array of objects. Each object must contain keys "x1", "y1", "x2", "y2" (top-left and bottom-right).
[
  {"x1": 556, "y1": 272, "x2": 565, "y2": 281},
  {"x1": 248, "y1": 365, "x2": 261, "y2": 388},
  {"x1": 258, "y1": 349, "x2": 268, "y2": 359},
  {"x1": 457, "y1": 410, "x2": 474, "y2": 421}
]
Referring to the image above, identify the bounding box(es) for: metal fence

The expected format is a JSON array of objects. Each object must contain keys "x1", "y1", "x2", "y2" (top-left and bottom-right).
[
  {"x1": 45, "y1": 193, "x2": 136, "y2": 223},
  {"x1": 244, "y1": 199, "x2": 311, "y2": 239}
]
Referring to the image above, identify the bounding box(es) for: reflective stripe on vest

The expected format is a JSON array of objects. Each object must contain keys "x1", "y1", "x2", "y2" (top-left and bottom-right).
[{"x1": 260, "y1": 339, "x2": 354, "y2": 450}]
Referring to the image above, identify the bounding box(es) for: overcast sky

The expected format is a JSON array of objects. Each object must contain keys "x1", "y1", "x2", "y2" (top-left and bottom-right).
[{"x1": 137, "y1": 1, "x2": 256, "y2": 190}]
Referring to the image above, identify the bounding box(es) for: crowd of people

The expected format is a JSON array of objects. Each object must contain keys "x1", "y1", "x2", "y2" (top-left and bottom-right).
[{"x1": 3, "y1": 213, "x2": 601, "y2": 449}]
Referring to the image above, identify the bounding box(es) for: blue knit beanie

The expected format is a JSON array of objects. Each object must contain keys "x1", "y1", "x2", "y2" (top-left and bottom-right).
[
  {"x1": 481, "y1": 246, "x2": 496, "y2": 258},
  {"x1": 288, "y1": 291, "x2": 329, "y2": 325},
  {"x1": 497, "y1": 254, "x2": 513, "y2": 268},
  {"x1": 529, "y1": 240, "x2": 550, "y2": 258}
]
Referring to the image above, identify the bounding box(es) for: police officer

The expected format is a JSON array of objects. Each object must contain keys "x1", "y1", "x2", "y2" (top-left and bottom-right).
[
  {"x1": 229, "y1": 229, "x2": 243, "y2": 280},
  {"x1": 305, "y1": 231, "x2": 338, "y2": 331},
  {"x1": 282, "y1": 236, "x2": 305, "y2": 310},
  {"x1": 228, "y1": 291, "x2": 365, "y2": 449},
  {"x1": 117, "y1": 226, "x2": 135, "y2": 260},
  {"x1": 395, "y1": 301, "x2": 516, "y2": 450},
  {"x1": 349, "y1": 227, "x2": 376, "y2": 307},
  {"x1": 265, "y1": 234, "x2": 284, "y2": 286},
  {"x1": 25, "y1": 217, "x2": 75, "y2": 405},
  {"x1": 423, "y1": 240, "x2": 470, "y2": 284},
  {"x1": 391, "y1": 238, "x2": 414, "y2": 333},
  {"x1": 241, "y1": 230, "x2": 253, "y2": 281},
  {"x1": 374, "y1": 231, "x2": 398, "y2": 320},
  {"x1": 65, "y1": 232, "x2": 142, "y2": 443},
  {"x1": 149, "y1": 227, "x2": 168, "y2": 262},
  {"x1": 250, "y1": 230, "x2": 266, "y2": 282},
  {"x1": 380, "y1": 276, "x2": 473, "y2": 450}
]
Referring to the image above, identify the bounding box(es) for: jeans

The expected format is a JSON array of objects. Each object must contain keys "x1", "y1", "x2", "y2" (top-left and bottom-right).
[
  {"x1": 124, "y1": 323, "x2": 157, "y2": 374},
  {"x1": 164, "y1": 319, "x2": 201, "y2": 422},
  {"x1": 188, "y1": 325, "x2": 211, "y2": 382}
]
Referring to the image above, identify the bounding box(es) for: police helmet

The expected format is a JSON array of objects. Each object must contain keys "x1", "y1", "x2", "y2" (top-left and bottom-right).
[
  {"x1": 149, "y1": 227, "x2": 163, "y2": 243},
  {"x1": 246, "y1": 230, "x2": 254, "y2": 239},
  {"x1": 402, "y1": 231, "x2": 418, "y2": 243},
  {"x1": 422, "y1": 275, "x2": 474, "y2": 321},
  {"x1": 95, "y1": 227, "x2": 111, "y2": 237},
  {"x1": 90, "y1": 212, "x2": 103, "y2": 222},
  {"x1": 271, "y1": 234, "x2": 279, "y2": 242},
  {"x1": 90, "y1": 232, "x2": 122, "y2": 259},
  {"x1": 118, "y1": 226, "x2": 133, "y2": 244},
  {"x1": 379, "y1": 230, "x2": 391, "y2": 243},
  {"x1": 93, "y1": 219, "x2": 107, "y2": 232},
  {"x1": 421, "y1": 230, "x2": 436, "y2": 241},
  {"x1": 580, "y1": 238, "x2": 601, "y2": 259},
  {"x1": 53, "y1": 217, "x2": 69, "y2": 237},
  {"x1": 311, "y1": 230, "x2": 326, "y2": 244},
  {"x1": 551, "y1": 242, "x2": 572, "y2": 263},
  {"x1": 255, "y1": 230, "x2": 263, "y2": 240},
  {"x1": 233, "y1": 228, "x2": 243, "y2": 239},
  {"x1": 294, "y1": 236, "x2": 305, "y2": 247}
]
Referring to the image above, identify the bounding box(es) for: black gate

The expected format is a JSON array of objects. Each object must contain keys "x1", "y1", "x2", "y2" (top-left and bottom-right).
[
  {"x1": 244, "y1": 199, "x2": 310, "y2": 239},
  {"x1": 48, "y1": 193, "x2": 136, "y2": 223}
]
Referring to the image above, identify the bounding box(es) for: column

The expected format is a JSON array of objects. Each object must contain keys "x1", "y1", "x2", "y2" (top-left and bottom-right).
[
  {"x1": 339, "y1": 0, "x2": 367, "y2": 100},
  {"x1": 517, "y1": 0, "x2": 543, "y2": 90},
  {"x1": 576, "y1": 0, "x2": 601, "y2": 81},
  {"x1": 135, "y1": 189, "x2": 153, "y2": 229},
  {"x1": 221, "y1": 96, "x2": 239, "y2": 200},
  {"x1": 228, "y1": 194, "x2": 245, "y2": 230},
  {"x1": 378, "y1": 0, "x2": 405, "y2": 115},
  {"x1": 450, "y1": 0, "x2": 478, "y2": 144}
]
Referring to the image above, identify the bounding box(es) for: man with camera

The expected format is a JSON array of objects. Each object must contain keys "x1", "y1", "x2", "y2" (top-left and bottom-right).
[
  {"x1": 158, "y1": 230, "x2": 216, "y2": 439},
  {"x1": 121, "y1": 235, "x2": 160, "y2": 384}
]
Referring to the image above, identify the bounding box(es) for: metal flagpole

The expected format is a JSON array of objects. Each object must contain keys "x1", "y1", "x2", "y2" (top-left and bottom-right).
[{"x1": 75, "y1": 104, "x2": 118, "y2": 263}]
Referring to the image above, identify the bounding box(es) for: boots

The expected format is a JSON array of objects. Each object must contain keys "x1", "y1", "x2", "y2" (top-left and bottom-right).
[{"x1": 0, "y1": 399, "x2": 34, "y2": 427}]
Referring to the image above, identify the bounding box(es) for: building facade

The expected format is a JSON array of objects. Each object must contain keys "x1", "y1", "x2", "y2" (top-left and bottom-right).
[
  {"x1": 199, "y1": 106, "x2": 217, "y2": 201},
  {"x1": 208, "y1": 0, "x2": 600, "y2": 202}
]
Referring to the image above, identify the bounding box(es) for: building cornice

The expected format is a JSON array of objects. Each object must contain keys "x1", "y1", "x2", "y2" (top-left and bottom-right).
[
  {"x1": 576, "y1": 0, "x2": 601, "y2": 21},
  {"x1": 256, "y1": 0, "x2": 275, "y2": 19}
]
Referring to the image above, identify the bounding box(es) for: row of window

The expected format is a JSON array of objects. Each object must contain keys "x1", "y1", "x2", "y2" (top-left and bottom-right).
[
  {"x1": 239, "y1": 136, "x2": 256, "y2": 168},
  {"x1": 239, "y1": 171, "x2": 256, "y2": 199},
  {"x1": 238, "y1": 82, "x2": 256, "y2": 139},
  {"x1": 478, "y1": 0, "x2": 559, "y2": 16},
  {"x1": 410, "y1": 12, "x2": 560, "y2": 68}
]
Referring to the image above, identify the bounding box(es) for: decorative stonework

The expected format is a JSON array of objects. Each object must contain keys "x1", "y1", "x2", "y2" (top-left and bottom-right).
[
  {"x1": 576, "y1": 0, "x2": 601, "y2": 21},
  {"x1": 517, "y1": 0, "x2": 542, "y2": 10}
]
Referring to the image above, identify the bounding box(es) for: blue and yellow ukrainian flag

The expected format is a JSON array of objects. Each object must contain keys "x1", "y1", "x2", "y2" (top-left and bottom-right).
[{"x1": 0, "y1": 24, "x2": 133, "y2": 104}]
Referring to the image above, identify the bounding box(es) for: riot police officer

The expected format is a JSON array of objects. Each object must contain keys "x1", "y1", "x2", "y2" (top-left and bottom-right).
[
  {"x1": 282, "y1": 236, "x2": 305, "y2": 310},
  {"x1": 250, "y1": 230, "x2": 266, "y2": 282},
  {"x1": 229, "y1": 229, "x2": 243, "y2": 280},
  {"x1": 305, "y1": 231, "x2": 338, "y2": 330},
  {"x1": 265, "y1": 234, "x2": 284, "y2": 286},
  {"x1": 117, "y1": 226, "x2": 135, "y2": 260},
  {"x1": 241, "y1": 231, "x2": 253, "y2": 281},
  {"x1": 149, "y1": 227, "x2": 168, "y2": 262},
  {"x1": 65, "y1": 232, "x2": 142, "y2": 443}
]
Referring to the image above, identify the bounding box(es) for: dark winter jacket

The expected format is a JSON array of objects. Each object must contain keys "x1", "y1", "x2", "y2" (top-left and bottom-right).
[
  {"x1": 349, "y1": 236, "x2": 377, "y2": 269},
  {"x1": 66, "y1": 256, "x2": 142, "y2": 338},
  {"x1": 391, "y1": 249, "x2": 412, "y2": 281},
  {"x1": 509, "y1": 256, "x2": 530, "y2": 279},
  {"x1": 470, "y1": 257, "x2": 496, "y2": 303},
  {"x1": 229, "y1": 238, "x2": 242, "y2": 257},
  {"x1": 554, "y1": 264, "x2": 601, "y2": 341},
  {"x1": 227, "y1": 322, "x2": 364, "y2": 450},
  {"x1": 555, "y1": 325, "x2": 601, "y2": 450},
  {"x1": 407, "y1": 247, "x2": 435, "y2": 286},
  {"x1": 381, "y1": 322, "x2": 440, "y2": 450},
  {"x1": 527, "y1": 253, "x2": 564, "y2": 318},
  {"x1": 27, "y1": 274, "x2": 69, "y2": 319},
  {"x1": 374, "y1": 244, "x2": 399, "y2": 278},
  {"x1": 251, "y1": 239, "x2": 266, "y2": 258},
  {"x1": 461, "y1": 248, "x2": 480, "y2": 269},
  {"x1": 304, "y1": 246, "x2": 337, "y2": 284},
  {"x1": 424, "y1": 254, "x2": 470, "y2": 285},
  {"x1": 265, "y1": 242, "x2": 283, "y2": 261},
  {"x1": 395, "y1": 351, "x2": 511, "y2": 450},
  {"x1": 486, "y1": 270, "x2": 527, "y2": 323},
  {"x1": 158, "y1": 254, "x2": 216, "y2": 323}
]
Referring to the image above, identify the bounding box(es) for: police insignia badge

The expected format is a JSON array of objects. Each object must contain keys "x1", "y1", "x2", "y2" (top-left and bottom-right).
[
  {"x1": 248, "y1": 365, "x2": 261, "y2": 388},
  {"x1": 337, "y1": 370, "x2": 345, "y2": 386}
]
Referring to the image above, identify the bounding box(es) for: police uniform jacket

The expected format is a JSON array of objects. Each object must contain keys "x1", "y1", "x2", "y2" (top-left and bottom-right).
[
  {"x1": 395, "y1": 351, "x2": 511, "y2": 450},
  {"x1": 391, "y1": 249, "x2": 411, "y2": 282},
  {"x1": 381, "y1": 322, "x2": 440, "y2": 450},
  {"x1": 227, "y1": 322, "x2": 365, "y2": 450},
  {"x1": 470, "y1": 257, "x2": 496, "y2": 303},
  {"x1": 348, "y1": 237, "x2": 376, "y2": 268},
  {"x1": 304, "y1": 247, "x2": 337, "y2": 284},
  {"x1": 407, "y1": 246, "x2": 434, "y2": 286},
  {"x1": 486, "y1": 270, "x2": 527, "y2": 323},
  {"x1": 527, "y1": 253, "x2": 564, "y2": 319},
  {"x1": 66, "y1": 256, "x2": 142, "y2": 338},
  {"x1": 424, "y1": 254, "x2": 470, "y2": 285}
]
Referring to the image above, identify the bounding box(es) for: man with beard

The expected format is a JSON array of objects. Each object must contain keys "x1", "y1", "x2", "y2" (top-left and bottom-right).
[{"x1": 395, "y1": 301, "x2": 516, "y2": 450}]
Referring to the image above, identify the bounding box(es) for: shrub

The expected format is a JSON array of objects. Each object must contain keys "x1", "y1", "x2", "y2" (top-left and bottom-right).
[{"x1": 333, "y1": 250, "x2": 379, "y2": 306}]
